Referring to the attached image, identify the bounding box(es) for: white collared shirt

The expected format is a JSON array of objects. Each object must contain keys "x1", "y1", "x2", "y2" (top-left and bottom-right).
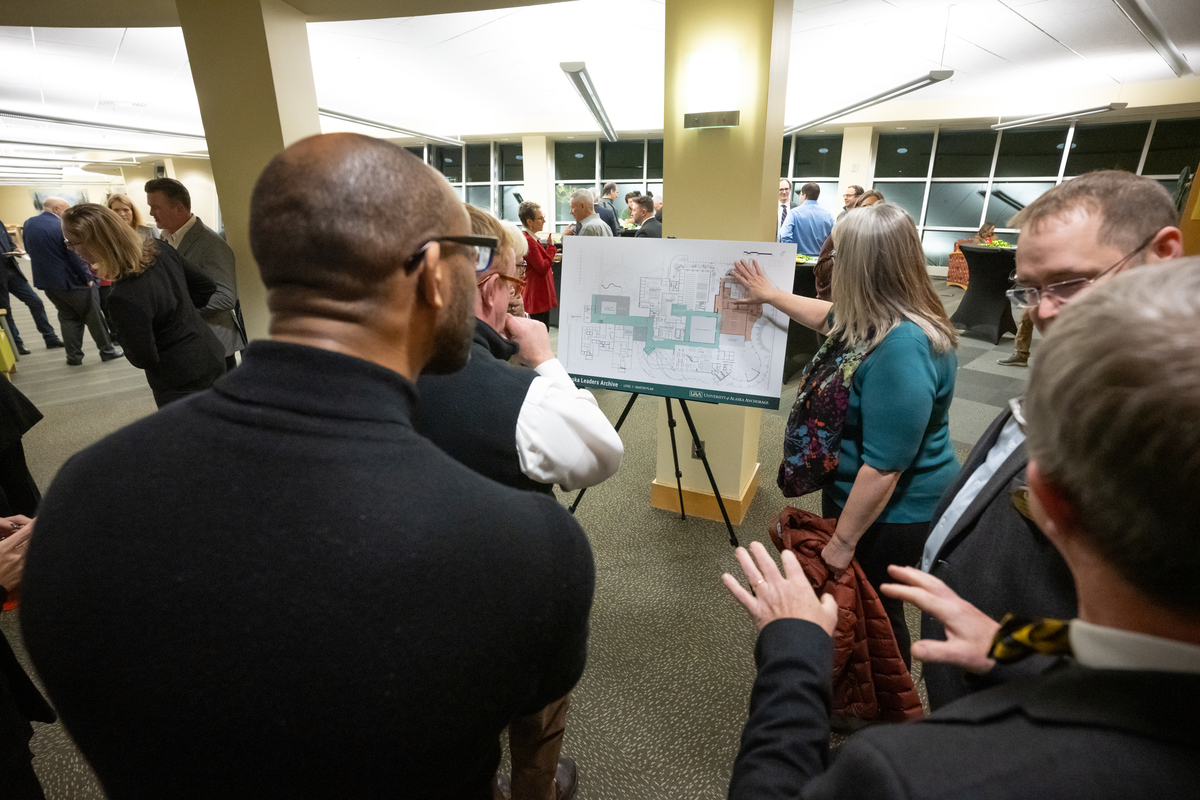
[
  {"x1": 921, "y1": 414, "x2": 1025, "y2": 571},
  {"x1": 1070, "y1": 619, "x2": 1200, "y2": 674},
  {"x1": 516, "y1": 358, "x2": 624, "y2": 491},
  {"x1": 162, "y1": 214, "x2": 198, "y2": 248}
]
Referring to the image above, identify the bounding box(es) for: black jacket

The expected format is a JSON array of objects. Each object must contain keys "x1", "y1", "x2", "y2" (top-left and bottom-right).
[
  {"x1": 730, "y1": 619, "x2": 1200, "y2": 800},
  {"x1": 921, "y1": 409, "x2": 1076, "y2": 709},
  {"x1": 21, "y1": 341, "x2": 595, "y2": 799},
  {"x1": 415, "y1": 319, "x2": 548, "y2": 494},
  {"x1": 635, "y1": 218, "x2": 662, "y2": 238}
]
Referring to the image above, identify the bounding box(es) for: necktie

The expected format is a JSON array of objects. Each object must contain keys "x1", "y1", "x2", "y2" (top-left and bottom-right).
[
  {"x1": 989, "y1": 614, "x2": 1072, "y2": 663},
  {"x1": 780, "y1": 204, "x2": 787, "y2": 226}
]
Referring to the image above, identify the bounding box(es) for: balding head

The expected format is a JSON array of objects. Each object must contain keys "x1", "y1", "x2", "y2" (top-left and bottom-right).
[
  {"x1": 42, "y1": 197, "x2": 69, "y2": 216},
  {"x1": 251, "y1": 132, "x2": 467, "y2": 303}
]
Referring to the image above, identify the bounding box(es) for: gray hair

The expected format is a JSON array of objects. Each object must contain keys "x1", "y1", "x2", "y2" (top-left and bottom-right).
[
  {"x1": 569, "y1": 189, "x2": 593, "y2": 207},
  {"x1": 500, "y1": 220, "x2": 527, "y2": 260},
  {"x1": 1025, "y1": 256, "x2": 1200, "y2": 611}
]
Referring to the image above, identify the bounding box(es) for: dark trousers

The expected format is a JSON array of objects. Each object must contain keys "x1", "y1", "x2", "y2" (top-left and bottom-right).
[
  {"x1": 2, "y1": 268, "x2": 57, "y2": 346},
  {"x1": 823, "y1": 492, "x2": 929, "y2": 668},
  {"x1": 42, "y1": 286, "x2": 116, "y2": 363},
  {"x1": 0, "y1": 440, "x2": 40, "y2": 518},
  {"x1": 496, "y1": 693, "x2": 570, "y2": 800},
  {"x1": 530, "y1": 310, "x2": 552, "y2": 328}
]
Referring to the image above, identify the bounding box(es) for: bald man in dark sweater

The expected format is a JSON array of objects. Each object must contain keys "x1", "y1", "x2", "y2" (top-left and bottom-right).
[{"x1": 20, "y1": 134, "x2": 595, "y2": 800}]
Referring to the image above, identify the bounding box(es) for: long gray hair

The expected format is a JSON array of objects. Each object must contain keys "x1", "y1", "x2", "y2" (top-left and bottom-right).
[{"x1": 829, "y1": 203, "x2": 957, "y2": 353}]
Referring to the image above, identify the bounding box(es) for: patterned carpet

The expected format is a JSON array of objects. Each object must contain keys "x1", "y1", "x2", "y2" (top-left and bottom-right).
[{"x1": 3, "y1": 279, "x2": 1031, "y2": 799}]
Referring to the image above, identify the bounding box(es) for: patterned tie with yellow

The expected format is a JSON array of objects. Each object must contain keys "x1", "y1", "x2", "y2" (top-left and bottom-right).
[{"x1": 989, "y1": 614, "x2": 1073, "y2": 663}]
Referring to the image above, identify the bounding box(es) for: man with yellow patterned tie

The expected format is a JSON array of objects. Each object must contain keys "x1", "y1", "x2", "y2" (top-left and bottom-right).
[{"x1": 723, "y1": 257, "x2": 1200, "y2": 799}]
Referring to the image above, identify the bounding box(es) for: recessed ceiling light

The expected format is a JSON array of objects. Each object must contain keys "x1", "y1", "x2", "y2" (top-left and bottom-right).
[
  {"x1": 897, "y1": 148, "x2": 908, "y2": 154},
  {"x1": 896, "y1": 126, "x2": 908, "y2": 130},
  {"x1": 574, "y1": 153, "x2": 584, "y2": 158},
  {"x1": 818, "y1": 148, "x2": 829, "y2": 153},
  {"x1": 516, "y1": 155, "x2": 523, "y2": 160},
  {"x1": 567, "y1": 136, "x2": 575, "y2": 139},
  {"x1": 817, "y1": 129, "x2": 825, "y2": 133}
]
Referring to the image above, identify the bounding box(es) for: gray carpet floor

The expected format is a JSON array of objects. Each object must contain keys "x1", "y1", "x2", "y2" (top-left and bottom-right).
[{"x1": 2, "y1": 280, "x2": 1033, "y2": 799}]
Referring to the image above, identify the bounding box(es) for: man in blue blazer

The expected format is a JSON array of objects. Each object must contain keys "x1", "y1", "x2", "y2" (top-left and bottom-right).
[
  {"x1": 723, "y1": 258, "x2": 1200, "y2": 800},
  {"x1": 23, "y1": 198, "x2": 121, "y2": 366}
]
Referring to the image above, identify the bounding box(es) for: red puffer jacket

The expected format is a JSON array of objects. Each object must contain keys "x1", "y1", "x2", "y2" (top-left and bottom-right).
[{"x1": 768, "y1": 506, "x2": 924, "y2": 726}]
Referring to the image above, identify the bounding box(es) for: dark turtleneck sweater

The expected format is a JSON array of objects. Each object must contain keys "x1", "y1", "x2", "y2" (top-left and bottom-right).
[{"x1": 20, "y1": 340, "x2": 595, "y2": 800}]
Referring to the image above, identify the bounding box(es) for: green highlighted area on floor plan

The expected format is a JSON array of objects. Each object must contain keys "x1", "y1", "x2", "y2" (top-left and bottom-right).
[{"x1": 589, "y1": 296, "x2": 721, "y2": 354}]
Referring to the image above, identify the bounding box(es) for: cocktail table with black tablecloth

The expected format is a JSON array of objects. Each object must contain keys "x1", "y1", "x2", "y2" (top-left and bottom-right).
[{"x1": 950, "y1": 244, "x2": 1018, "y2": 345}]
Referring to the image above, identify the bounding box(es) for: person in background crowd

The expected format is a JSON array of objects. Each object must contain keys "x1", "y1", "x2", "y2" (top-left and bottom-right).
[
  {"x1": 732, "y1": 203, "x2": 959, "y2": 665},
  {"x1": 777, "y1": 179, "x2": 796, "y2": 236},
  {"x1": 972, "y1": 221, "x2": 996, "y2": 244},
  {"x1": 853, "y1": 189, "x2": 885, "y2": 208},
  {"x1": 723, "y1": 258, "x2": 1200, "y2": 800},
  {"x1": 630, "y1": 196, "x2": 661, "y2": 238},
  {"x1": 145, "y1": 178, "x2": 245, "y2": 371},
  {"x1": 779, "y1": 183, "x2": 835, "y2": 257},
  {"x1": 500, "y1": 220, "x2": 528, "y2": 319},
  {"x1": 0, "y1": 516, "x2": 55, "y2": 800},
  {"x1": 518, "y1": 200, "x2": 558, "y2": 327},
  {"x1": 23, "y1": 197, "x2": 122, "y2": 366},
  {"x1": 653, "y1": 191, "x2": 663, "y2": 223},
  {"x1": 916, "y1": 169, "x2": 1184, "y2": 709},
  {"x1": 1, "y1": 216, "x2": 63, "y2": 354},
  {"x1": 597, "y1": 183, "x2": 621, "y2": 234},
  {"x1": 21, "y1": 132, "x2": 596, "y2": 799},
  {"x1": 589, "y1": 188, "x2": 620, "y2": 236},
  {"x1": 562, "y1": 190, "x2": 613, "y2": 238},
  {"x1": 838, "y1": 184, "x2": 864, "y2": 220},
  {"x1": 61, "y1": 204, "x2": 224, "y2": 408},
  {"x1": 623, "y1": 190, "x2": 642, "y2": 223},
  {"x1": 107, "y1": 194, "x2": 159, "y2": 241}
]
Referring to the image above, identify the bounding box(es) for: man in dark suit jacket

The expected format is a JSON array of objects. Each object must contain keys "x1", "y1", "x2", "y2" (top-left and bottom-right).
[
  {"x1": 916, "y1": 171, "x2": 1185, "y2": 709},
  {"x1": 630, "y1": 196, "x2": 661, "y2": 238},
  {"x1": 1, "y1": 219, "x2": 62, "y2": 354},
  {"x1": 596, "y1": 182, "x2": 621, "y2": 234},
  {"x1": 20, "y1": 134, "x2": 594, "y2": 799},
  {"x1": 722, "y1": 257, "x2": 1200, "y2": 800},
  {"x1": 23, "y1": 198, "x2": 121, "y2": 365}
]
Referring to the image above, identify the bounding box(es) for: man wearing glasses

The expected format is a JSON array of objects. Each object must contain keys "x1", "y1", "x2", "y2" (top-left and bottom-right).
[
  {"x1": 915, "y1": 170, "x2": 1183, "y2": 710},
  {"x1": 22, "y1": 196, "x2": 122, "y2": 366},
  {"x1": 21, "y1": 134, "x2": 596, "y2": 799}
]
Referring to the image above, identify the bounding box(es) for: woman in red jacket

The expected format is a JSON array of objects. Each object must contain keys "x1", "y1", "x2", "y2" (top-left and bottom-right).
[{"x1": 518, "y1": 200, "x2": 557, "y2": 327}]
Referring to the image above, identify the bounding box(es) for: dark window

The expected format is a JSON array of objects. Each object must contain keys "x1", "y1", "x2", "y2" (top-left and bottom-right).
[
  {"x1": 921, "y1": 229, "x2": 968, "y2": 269},
  {"x1": 466, "y1": 185, "x2": 491, "y2": 211},
  {"x1": 925, "y1": 182, "x2": 987, "y2": 227},
  {"x1": 465, "y1": 144, "x2": 490, "y2": 183},
  {"x1": 555, "y1": 183, "x2": 591, "y2": 222},
  {"x1": 1065, "y1": 121, "x2": 1150, "y2": 176},
  {"x1": 647, "y1": 140, "x2": 664, "y2": 180},
  {"x1": 793, "y1": 135, "x2": 842, "y2": 178},
  {"x1": 875, "y1": 133, "x2": 934, "y2": 178},
  {"x1": 994, "y1": 127, "x2": 1068, "y2": 177},
  {"x1": 780, "y1": 137, "x2": 791, "y2": 178},
  {"x1": 432, "y1": 146, "x2": 462, "y2": 183},
  {"x1": 555, "y1": 141, "x2": 596, "y2": 181},
  {"x1": 1142, "y1": 117, "x2": 1200, "y2": 177},
  {"x1": 498, "y1": 144, "x2": 524, "y2": 182},
  {"x1": 404, "y1": 146, "x2": 425, "y2": 163},
  {"x1": 500, "y1": 186, "x2": 525, "y2": 222},
  {"x1": 932, "y1": 131, "x2": 996, "y2": 178},
  {"x1": 876, "y1": 181, "x2": 925, "y2": 224},
  {"x1": 986, "y1": 182, "x2": 1055, "y2": 228},
  {"x1": 601, "y1": 140, "x2": 644, "y2": 180}
]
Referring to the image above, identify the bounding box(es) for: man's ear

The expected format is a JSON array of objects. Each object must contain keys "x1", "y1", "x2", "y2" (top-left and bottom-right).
[
  {"x1": 478, "y1": 273, "x2": 499, "y2": 313},
  {"x1": 415, "y1": 242, "x2": 446, "y2": 311},
  {"x1": 1150, "y1": 226, "x2": 1184, "y2": 261},
  {"x1": 1026, "y1": 460, "x2": 1079, "y2": 554}
]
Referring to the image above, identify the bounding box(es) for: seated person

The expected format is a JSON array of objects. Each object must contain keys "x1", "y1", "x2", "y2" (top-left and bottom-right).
[{"x1": 722, "y1": 258, "x2": 1200, "y2": 799}]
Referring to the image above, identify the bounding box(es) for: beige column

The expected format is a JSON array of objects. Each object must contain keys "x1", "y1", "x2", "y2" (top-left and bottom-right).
[
  {"x1": 520, "y1": 135, "x2": 553, "y2": 224},
  {"x1": 651, "y1": 0, "x2": 792, "y2": 524},
  {"x1": 838, "y1": 125, "x2": 876, "y2": 197},
  {"x1": 176, "y1": 0, "x2": 322, "y2": 342}
]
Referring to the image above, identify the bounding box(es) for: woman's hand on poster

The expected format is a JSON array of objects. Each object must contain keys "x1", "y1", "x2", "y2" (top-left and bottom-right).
[
  {"x1": 820, "y1": 532, "x2": 856, "y2": 573},
  {"x1": 730, "y1": 259, "x2": 780, "y2": 307}
]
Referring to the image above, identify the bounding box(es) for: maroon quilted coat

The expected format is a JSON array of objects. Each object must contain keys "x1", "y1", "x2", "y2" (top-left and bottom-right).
[{"x1": 768, "y1": 506, "x2": 924, "y2": 725}]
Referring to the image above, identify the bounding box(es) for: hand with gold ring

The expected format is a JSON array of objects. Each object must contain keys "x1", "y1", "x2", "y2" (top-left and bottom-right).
[{"x1": 722, "y1": 541, "x2": 838, "y2": 634}]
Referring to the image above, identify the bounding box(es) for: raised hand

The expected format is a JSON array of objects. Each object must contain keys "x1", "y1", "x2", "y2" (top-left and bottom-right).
[
  {"x1": 729, "y1": 259, "x2": 780, "y2": 307},
  {"x1": 880, "y1": 565, "x2": 1001, "y2": 674},
  {"x1": 722, "y1": 541, "x2": 838, "y2": 635}
]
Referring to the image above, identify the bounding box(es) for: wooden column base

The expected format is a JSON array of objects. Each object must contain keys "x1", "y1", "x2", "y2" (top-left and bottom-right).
[{"x1": 650, "y1": 463, "x2": 760, "y2": 526}]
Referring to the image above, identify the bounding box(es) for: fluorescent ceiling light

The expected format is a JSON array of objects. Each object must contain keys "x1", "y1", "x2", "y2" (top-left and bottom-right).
[
  {"x1": 1110, "y1": 0, "x2": 1192, "y2": 77},
  {"x1": 0, "y1": 154, "x2": 138, "y2": 166},
  {"x1": 784, "y1": 70, "x2": 953, "y2": 135},
  {"x1": 0, "y1": 138, "x2": 208, "y2": 160},
  {"x1": 991, "y1": 102, "x2": 1127, "y2": 130},
  {"x1": 318, "y1": 108, "x2": 464, "y2": 147},
  {"x1": 0, "y1": 109, "x2": 205, "y2": 140},
  {"x1": 560, "y1": 62, "x2": 617, "y2": 142}
]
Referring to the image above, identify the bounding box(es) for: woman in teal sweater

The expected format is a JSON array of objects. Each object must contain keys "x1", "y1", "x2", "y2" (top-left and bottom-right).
[{"x1": 732, "y1": 203, "x2": 960, "y2": 664}]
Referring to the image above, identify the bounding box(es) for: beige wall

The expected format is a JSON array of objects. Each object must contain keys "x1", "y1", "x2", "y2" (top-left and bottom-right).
[{"x1": 0, "y1": 183, "x2": 115, "y2": 238}]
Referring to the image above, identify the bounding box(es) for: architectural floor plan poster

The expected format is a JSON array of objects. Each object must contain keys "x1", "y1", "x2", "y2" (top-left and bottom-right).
[{"x1": 557, "y1": 238, "x2": 797, "y2": 409}]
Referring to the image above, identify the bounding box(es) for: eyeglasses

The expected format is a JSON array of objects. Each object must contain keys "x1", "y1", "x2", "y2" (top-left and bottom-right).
[
  {"x1": 1006, "y1": 231, "x2": 1158, "y2": 311},
  {"x1": 478, "y1": 272, "x2": 526, "y2": 292},
  {"x1": 64, "y1": 238, "x2": 80, "y2": 251},
  {"x1": 404, "y1": 235, "x2": 498, "y2": 274}
]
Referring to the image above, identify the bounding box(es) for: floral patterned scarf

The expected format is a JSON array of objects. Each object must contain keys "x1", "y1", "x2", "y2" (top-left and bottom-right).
[{"x1": 778, "y1": 333, "x2": 870, "y2": 497}]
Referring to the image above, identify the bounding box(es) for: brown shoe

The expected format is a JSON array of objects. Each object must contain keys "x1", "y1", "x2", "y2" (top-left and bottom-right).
[
  {"x1": 493, "y1": 756, "x2": 577, "y2": 800},
  {"x1": 997, "y1": 353, "x2": 1028, "y2": 367}
]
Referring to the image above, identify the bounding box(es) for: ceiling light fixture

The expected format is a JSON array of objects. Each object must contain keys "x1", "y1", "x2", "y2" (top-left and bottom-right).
[
  {"x1": 0, "y1": 137, "x2": 209, "y2": 160},
  {"x1": 0, "y1": 109, "x2": 205, "y2": 140},
  {"x1": 784, "y1": 70, "x2": 953, "y2": 135},
  {"x1": 560, "y1": 62, "x2": 617, "y2": 142},
  {"x1": 1110, "y1": 0, "x2": 1192, "y2": 77},
  {"x1": 318, "y1": 108, "x2": 464, "y2": 147},
  {"x1": 991, "y1": 102, "x2": 1127, "y2": 130},
  {"x1": 0, "y1": 154, "x2": 138, "y2": 166}
]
